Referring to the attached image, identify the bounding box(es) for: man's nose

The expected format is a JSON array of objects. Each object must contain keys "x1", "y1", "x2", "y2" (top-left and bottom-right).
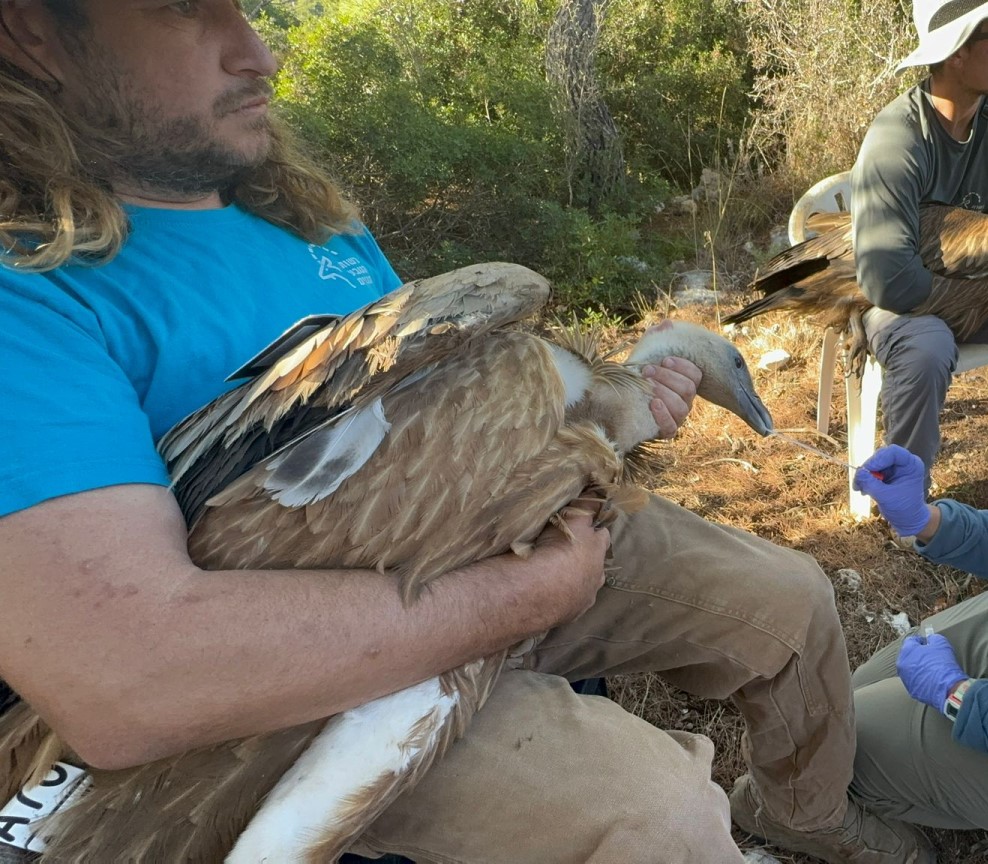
[{"x1": 224, "y1": 12, "x2": 279, "y2": 79}]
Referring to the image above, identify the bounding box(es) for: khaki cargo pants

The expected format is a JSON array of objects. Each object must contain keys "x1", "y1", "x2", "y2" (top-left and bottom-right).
[{"x1": 351, "y1": 494, "x2": 855, "y2": 864}]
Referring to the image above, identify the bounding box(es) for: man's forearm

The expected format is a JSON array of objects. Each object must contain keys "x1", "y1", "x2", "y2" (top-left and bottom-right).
[
  {"x1": 0, "y1": 485, "x2": 605, "y2": 770},
  {"x1": 15, "y1": 557, "x2": 562, "y2": 769}
]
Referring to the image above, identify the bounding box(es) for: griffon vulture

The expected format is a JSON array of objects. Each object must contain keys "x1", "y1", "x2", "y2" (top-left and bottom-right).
[
  {"x1": 0, "y1": 262, "x2": 772, "y2": 863},
  {"x1": 724, "y1": 203, "x2": 988, "y2": 375}
]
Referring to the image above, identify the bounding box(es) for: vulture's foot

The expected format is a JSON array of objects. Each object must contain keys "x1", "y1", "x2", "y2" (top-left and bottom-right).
[{"x1": 844, "y1": 314, "x2": 869, "y2": 380}]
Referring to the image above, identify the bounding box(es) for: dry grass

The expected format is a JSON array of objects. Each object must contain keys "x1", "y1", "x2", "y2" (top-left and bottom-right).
[
  {"x1": 603, "y1": 300, "x2": 988, "y2": 863},
  {"x1": 741, "y1": 0, "x2": 921, "y2": 188}
]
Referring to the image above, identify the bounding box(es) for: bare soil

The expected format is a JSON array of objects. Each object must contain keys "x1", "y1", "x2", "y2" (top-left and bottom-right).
[{"x1": 605, "y1": 298, "x2": 988, "y2": 864}]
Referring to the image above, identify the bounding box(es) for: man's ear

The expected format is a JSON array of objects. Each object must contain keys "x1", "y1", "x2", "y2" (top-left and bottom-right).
[{"x1": 0, "y1": 1, "x2": 65, "y2": 85}]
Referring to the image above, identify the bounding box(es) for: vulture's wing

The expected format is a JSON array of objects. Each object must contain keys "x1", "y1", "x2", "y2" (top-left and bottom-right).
[
  {"x1": 161, "y1": 262, "x2": 551, "y2": 524},
  {"x1": 779, "y1": 204, "x2": 988, "y2": 279},
  {"x1": 902, "y1": 205, "x2": 988, "y2": 340},
  {"x1": 721, "y1": 216, "x2": 856, "y2": 329},
  {"x1": 40, "y1": 719, "x2": 327, "y2": 864},
  {"x1": 918, "y1": 272, "x2": 988, "y2": 341},
  {"x1": 188, "y1": 328, "x2": 625, "y2": 603},
  {"x1": 750, "y1": 218, "x2": 853, "y2": 296},
  {"x1": 804, "y1": 209, "x2": 851, "y2": 236},
  {"x1": 39, "y1": 281, "x2": 621, "y2": 864},
  {"x1": 725, "y1": 203, "x2": 988, "y2": 354},
  {"x1": 919, "y1": 203, "x2": 988, "y2": 277}
]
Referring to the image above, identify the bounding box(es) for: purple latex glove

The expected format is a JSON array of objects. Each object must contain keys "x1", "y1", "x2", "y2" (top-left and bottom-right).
[
  {"x1": 896, "y1": 633, "x2": 968, "y2": 712},
  {"x1": 852, "y1": 445, "x2": 932, "y2": 537}
]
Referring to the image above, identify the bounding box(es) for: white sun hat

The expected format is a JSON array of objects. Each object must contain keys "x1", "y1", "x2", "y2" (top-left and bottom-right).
[{"x1": 897, "y1": 0, "x2": 988, "y2": 72}]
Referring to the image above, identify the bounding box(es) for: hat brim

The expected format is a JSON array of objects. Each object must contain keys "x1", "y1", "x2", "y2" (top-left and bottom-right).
[{"x1": 897, "y1": 8, "x2": 988, "y2": 72}]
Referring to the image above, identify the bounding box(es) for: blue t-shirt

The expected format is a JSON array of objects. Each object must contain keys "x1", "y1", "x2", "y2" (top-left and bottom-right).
[{"x1": 0, "y1": 204, "x2": 401, "y2": 517}]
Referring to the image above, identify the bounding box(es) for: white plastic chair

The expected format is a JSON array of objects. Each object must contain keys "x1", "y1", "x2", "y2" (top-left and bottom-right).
[{"x1": 790, "y1": 172, "x2": 988, "y2": 518}]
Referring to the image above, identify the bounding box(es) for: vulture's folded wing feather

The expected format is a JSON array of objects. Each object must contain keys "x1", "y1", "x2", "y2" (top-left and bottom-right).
[
  {"x1": 918, "y1": 203, "x2": 988, "y2": 277},
  {"x1": 39, "y1": 721, "x2": 326, "y2": 864},
  {"x1": 162, "y1": 262, "x2": 551, "y2": 523},
  {"x1": 189, "y1": 329, "x2": 624, "y2": 604}
]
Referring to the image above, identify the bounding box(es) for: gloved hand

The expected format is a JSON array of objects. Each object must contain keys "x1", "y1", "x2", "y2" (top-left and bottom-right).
[
  {"x1": 896, "y1": 633, "x2": 968, "y2": 712},
  {"x1": 852, "y1": 444, "x2": 931, "y2": 537}
]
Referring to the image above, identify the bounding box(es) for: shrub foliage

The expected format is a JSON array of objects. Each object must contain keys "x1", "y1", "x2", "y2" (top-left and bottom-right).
[{"x1": 258, "y1": 0, "x2": 924, "y2": 309}]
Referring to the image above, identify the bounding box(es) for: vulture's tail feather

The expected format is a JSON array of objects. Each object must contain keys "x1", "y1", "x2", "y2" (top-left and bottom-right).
[
  {"x1": 723, "y1": 288, "x2": 806, "y2": 326},
  {"x1": 750, "y1": 257, "x2": 830, "y2": 296},
  {"x1": 39, "y1": 723, "x2": 324, "y2": 863}
]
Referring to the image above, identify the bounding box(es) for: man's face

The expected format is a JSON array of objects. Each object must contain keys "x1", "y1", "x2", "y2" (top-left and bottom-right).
[
  {"x1": 51, "y1": 0, "x2": 279, "y2": 197},
  {"x1": 956, "y1": 20, "x2": 988, "y2": 95}
]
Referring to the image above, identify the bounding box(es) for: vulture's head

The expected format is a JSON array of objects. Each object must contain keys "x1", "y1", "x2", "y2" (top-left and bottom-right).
[{"x1": 623, "y1": 319, "x2": 773, "y2": 440}]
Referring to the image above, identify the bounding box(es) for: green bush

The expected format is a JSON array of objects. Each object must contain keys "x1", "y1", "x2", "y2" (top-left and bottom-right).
[
  {"x1": 272, "y1": 3, "x2": 567, "y2": 268},
  {"x1": 260, "y1": 1, "x2": 762, "y2": 312},
  {"x1": 600, "y1": 0, "x2": 753, "y2": 190}
]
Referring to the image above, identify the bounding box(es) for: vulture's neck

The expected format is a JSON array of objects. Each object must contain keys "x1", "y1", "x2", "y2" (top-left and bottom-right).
[{"x1": 546, "y1": 343, "x2": 656, "y2": 454}]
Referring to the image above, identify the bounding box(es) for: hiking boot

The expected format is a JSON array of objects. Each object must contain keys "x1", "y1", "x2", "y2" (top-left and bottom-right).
[{"x1": 729, "y1": 774, "x2": 936, "y2": 864}]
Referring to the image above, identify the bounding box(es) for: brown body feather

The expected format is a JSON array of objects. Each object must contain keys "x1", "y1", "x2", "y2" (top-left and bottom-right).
[
  {"x1": 0, "y1": 263, "x2": 769, "y2": 862},
  {"x1": 724, "y1": 203, "x2": 988, "y2": 374}
]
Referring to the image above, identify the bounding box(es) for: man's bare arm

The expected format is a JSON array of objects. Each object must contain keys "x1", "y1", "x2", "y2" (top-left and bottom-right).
[{"x1": 0, "y1": 484, "x2": 608, "y2": 770}]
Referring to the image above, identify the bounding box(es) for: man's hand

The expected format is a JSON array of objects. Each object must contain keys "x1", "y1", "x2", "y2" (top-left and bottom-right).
[
  {"x1": 852, "y1": 444, "x2": 934, "y2": 538},
  {"x1": 641, "y1": 355, "x2": 702, "y2": 439},
  {"x1": 526, "y1": 509, "x2": 609, "y2": 629},
  {"x1": 896, "y1": 633, "x2": 969, "y2": 712}
]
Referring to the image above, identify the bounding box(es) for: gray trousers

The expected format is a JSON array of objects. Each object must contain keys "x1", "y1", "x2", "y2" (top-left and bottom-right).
[
  {"x1": 864, "y1": 309, "x2": 988, "y2": 484},
  {"x1": 850, "y1": 592, "x2": 988, "y2": 830}
]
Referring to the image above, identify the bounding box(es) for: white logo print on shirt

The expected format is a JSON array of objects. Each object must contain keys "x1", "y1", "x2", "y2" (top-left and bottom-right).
[
  {"x1": 308, "y1": 245, "x2": 376, "y2": 289},
  {"x1": 961, "y1": 191, "x2": 985, "y2": 211}
]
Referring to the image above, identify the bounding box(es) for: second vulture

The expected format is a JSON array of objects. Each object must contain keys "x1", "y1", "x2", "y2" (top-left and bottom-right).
[
  {"x1": 724, "y1": 203, "x2": 988, "y2": 374},
  {"x1": 0, "y1": 262, "x2": 772, "y2": 863}
]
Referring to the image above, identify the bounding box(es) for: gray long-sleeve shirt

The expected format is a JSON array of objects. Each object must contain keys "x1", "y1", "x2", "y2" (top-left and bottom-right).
[{"x1": 850, "y1": 80, "x2": 988, "y2": 312}]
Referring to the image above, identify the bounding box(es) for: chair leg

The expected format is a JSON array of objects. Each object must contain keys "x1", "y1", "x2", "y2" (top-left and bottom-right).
[
  {"x1": 817, "y1": 328, "x2": 840, "y2": 436},
  {"x1": 846, "y1": 356, "x2": 882, "y2": 520}
]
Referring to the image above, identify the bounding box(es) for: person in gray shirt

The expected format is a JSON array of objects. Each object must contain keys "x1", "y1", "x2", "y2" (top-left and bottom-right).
[{"x1": 851, "y1": 0, "x2": 988, "y2": 489}]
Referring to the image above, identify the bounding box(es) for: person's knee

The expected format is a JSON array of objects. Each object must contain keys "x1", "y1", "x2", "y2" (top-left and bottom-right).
[
  {"x1": 745, "y1": 545, "x2": 831, "y2": 607},
  {"x1": 851, "y1": 678, "x2": 923, "y2": 817},
  {"x1": 724, "y1": 552, "x2": 837, "y2": 670},
  {"x1": 618, "y1": 731, "x2": 734, "y2": 844},
  {"x1": 881, "y1": 317, "x2": 956, "y2": 380},
  {"x1": 781, "y1": 554, "x2": 837, "y2": 617}
]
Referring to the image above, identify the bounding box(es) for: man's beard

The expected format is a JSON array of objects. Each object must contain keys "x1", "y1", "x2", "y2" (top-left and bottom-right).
[
  {"x1": 91, "y1": 109, "x2": 271, "y2": 197},
  {"x1": 62, "y1": 47, "x2": 273, "y2": 198}
]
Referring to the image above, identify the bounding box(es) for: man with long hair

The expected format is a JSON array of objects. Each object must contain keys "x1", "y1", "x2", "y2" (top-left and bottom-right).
[{"x1": 0, "y1": 2, "x2": 933, "y2": 863}]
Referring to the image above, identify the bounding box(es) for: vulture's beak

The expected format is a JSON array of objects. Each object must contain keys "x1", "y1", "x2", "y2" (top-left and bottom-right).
[{"x1": 734, "y1": 386, "x2": 774, "y2": 437}]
